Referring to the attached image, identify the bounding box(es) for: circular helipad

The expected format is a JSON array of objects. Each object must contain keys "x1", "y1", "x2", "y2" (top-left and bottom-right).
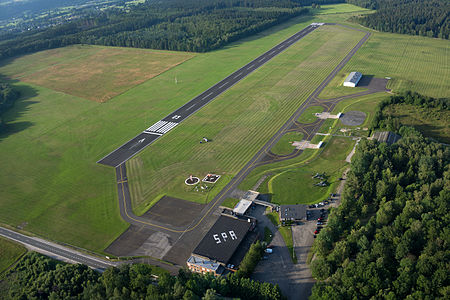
[
  {"x1": 340, "y1": 111, "x2": 366, "y2": 126},
  {"x1": 185, "y1": 176, "x2": 200, "y2": 185}
]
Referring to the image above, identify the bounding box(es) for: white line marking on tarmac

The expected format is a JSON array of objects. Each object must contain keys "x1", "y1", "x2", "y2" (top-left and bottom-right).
[
  {"x1": 202, "y1": 92, "x2": 213, "y2": 99},
  {"x1": 143, "y1": 131, "x2": 163, "y2": 136},
  {"x1": 233, "y1": 72, "x2": 242, "y2": 78},
  {"x1": 219, "y1": 82, "x2": 228, "y2": 89},
  {"x1": 186, "y1": 104, "x2": 196, "y2": 111}
]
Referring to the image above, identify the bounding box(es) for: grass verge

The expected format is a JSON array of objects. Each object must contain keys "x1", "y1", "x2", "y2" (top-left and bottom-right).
[
  {"x1": 270, "y1": 132, "x2": 304, "y2": 156},
  {"x1": 0, "y1": 237, "x2": 27, "y2": 275},
  {"x1": 221, "y1": 198, "x2": 240, "y2": 209},
  {"x1": 297, "y1": 106, "x2": 324, "y2": 123}
]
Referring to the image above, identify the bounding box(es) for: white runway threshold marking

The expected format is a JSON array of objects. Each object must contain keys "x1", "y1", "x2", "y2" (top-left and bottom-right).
[
  {"x1": 143, "y1": 131, "x2": 163, "y2": 136},
  {"x1": 144, "y1": 120, "x2": 178, "y2": 135},
  {"x1": 146, "y1": 120, "x2": 167, "y2": 132},
  {"x1": 156, "y1": 122, "x2": 178, "y2": 134}
]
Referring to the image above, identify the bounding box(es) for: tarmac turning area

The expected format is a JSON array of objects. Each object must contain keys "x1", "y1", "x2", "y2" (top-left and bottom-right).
[
  {"x1": 340, "y1": 110, "x2": 367, "y2": 126},
  {"x1": 292, "y1": 140, "x2": 323, "y2": 150},
  {"x1": 314, "y1": 112, "x2": 342, "y2": 119}
]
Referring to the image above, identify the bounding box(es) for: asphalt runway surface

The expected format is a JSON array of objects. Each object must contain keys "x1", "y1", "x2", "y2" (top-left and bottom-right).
[{"x1": 97, "y1": 24, "x2": 321, "y2": 167}]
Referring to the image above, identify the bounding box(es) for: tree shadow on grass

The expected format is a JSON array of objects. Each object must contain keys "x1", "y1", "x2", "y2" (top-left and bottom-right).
[{"x1": 0, "y1": 76, "x2": 38, "y2": 142}]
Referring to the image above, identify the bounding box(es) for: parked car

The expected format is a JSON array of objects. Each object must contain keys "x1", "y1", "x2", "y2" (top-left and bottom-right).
[
  {"x1": 317, "y1": 222, "x2": 324, "y2": 225},
  {"x1": 265, "y1": 248, "x2": 273, "y2": 254}
]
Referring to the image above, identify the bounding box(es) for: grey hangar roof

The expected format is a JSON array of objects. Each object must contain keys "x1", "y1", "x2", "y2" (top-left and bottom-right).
[{"x1": 192, "y1": 215, "x2": 252, "y2": 265}]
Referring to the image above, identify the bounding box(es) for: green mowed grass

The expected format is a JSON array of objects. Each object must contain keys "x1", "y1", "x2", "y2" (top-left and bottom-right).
[
  {"x1": 127, "y1": 26, "x2": 365, "y2": 213},
  {"x1": 239, "y1": 92, "x2": 388, "y2": 195},
  {"x1": 269, "y1": 137, "x2": 353, "y2": 205},
  {"x1": 320, "y1": 31, "x2": 449, "y2": 98},
  {"x1": 0, "y1": 45, "x2": 194, "y2": 102},
  {"x1": 221, "y1": 198, "x2": 240, "y2": 209},
  {"x1": 311, "y1": 4, "x2": 372, "y2": 15},
  {"x1": 0, "y1": 237, "x2": 27, "y2": 274},
  {"x1": 297, "y1": 106, "x2": 323, "y2": 123},
  {"x1": 0, "y1": 14, "x2": 361, "y2": 251},
  {"x1": 383, "y1": 103, "x2": 450, "y2": 143},
  {"x1": 332, "y1": 92, "x2": 388, "y2": 135},
  {"x1": 271, "y1": 132, "x2": 304, "y2": 156}
]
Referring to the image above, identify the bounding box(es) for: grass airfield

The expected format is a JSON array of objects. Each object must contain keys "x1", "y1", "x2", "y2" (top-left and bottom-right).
[{"x1": 0, "y1": 4, "x2": 448, "y2": 253}]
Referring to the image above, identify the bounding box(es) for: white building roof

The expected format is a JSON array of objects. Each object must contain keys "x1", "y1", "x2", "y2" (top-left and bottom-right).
[
  {"x1": 233, "y1": 199, "x2": 252, "y2": 215},
  {"x1": 187, "y1": 255, "x2": 221, "y2": 272},
  {"x1": 242, "y1": 190, "x2": 259, "y2": 201},
  {"x1": 344, "y1": 71, "x2": 362, "y2": 84}
]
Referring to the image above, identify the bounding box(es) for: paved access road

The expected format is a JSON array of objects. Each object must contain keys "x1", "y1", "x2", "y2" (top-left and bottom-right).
[
  {"x1": 97, "y1": 24, "x2": 321, "y2": 167},
  {"x1": 0, "y1": 226, "x2": 116, "y2": 271}
]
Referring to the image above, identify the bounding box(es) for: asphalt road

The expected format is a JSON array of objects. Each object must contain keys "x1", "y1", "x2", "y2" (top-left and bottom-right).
[
  {"x1": 97, "y1": 24, "x2": 321, "y2": 167},
  {"x1": 0, "y1": 226, "x2": 116, "y2": 271}
]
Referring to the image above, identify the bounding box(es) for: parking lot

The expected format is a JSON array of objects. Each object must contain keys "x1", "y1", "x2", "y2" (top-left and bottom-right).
[{"x1": 250, "y1": 198, "x2": 338, "y2": 299}]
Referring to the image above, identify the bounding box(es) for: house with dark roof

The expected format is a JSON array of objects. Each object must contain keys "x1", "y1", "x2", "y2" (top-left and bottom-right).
[
  {"x1": 187, "y1": 215, "x2": 256, "y2": 276},
  {"x1": 279, "y1": 205, "x2": 307, "y2": 222},
  {"x1": 372, "y1": 131, "x2": 401, "y2": 145}
]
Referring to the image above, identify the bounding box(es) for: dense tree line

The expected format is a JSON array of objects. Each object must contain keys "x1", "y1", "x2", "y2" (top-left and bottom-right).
[
  {"x1": 371, "y1": 91, "x2": 449, "y2": 132},
  {"x1": 0, "y1": 0, "x2": 334, "y2": 58},
  {"x1": 0, "y1": 82, "x2": 20, "y2": 130},
  {"x1": 309, "y1": 126, "x2": 449, "y2": 298},
  {"x1": 347, "y1": 0, "x2": 449, "y2": 39},
  {"x1": 0, "y1": 251, "x2": 284, "y2": 299}
]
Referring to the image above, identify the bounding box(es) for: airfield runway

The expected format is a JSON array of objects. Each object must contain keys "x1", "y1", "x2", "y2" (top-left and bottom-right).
[
  {"x1": 97, "y1": 24, "x2": 321, "y2": 167},
  {"x1": 0, "y1": 23, "x2": 390, "y2": 275},
  {"x1": 0, "y1": 23, "x2": 391, "y2": 275}
]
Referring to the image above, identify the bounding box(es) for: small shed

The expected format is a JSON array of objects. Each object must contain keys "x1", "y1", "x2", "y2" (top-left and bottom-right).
[
  {"x1": 372, "y1": 131, "x2": 401, "y2": 145},
  {"x1": 343, "y1": 72, "x2": 362, "y2": 87}
]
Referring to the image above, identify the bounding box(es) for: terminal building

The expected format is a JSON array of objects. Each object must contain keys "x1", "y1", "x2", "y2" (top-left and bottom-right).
[
  {"x1": 187, "y1": 215, "x2": 257, "y2": 276},
  {"x1": 343, "y1": 71, "x2": 362, "y2": 87}
]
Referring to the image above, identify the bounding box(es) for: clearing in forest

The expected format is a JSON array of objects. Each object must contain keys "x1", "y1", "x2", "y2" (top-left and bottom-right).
[{"x1": 0, "y1": 45, "x2": 194, "y2": 102}]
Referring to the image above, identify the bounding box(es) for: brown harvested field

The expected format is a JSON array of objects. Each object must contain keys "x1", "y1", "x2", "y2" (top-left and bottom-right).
[{"x1": 0, "y1": 45, "x2": 194, "y2": 102}]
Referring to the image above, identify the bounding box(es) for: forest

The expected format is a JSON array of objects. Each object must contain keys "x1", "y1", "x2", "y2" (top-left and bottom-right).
[
  {"x1": 0, "y1": 242, "x2": 284, "y2": 299},
  {"x1": 348, "y1": 0, "x2": 449, "y2": 39},
  {"x1": 0, "y1": 0, "x2": 346, "y2": 58},
  {"x1": 0, "y1": 0, "x2": 348, "y2": 59},
  {"x1": 371, "y1": 91, "x2": 449, "y2": 133},
  {"x1": 309, "y1": 103, "x2": 449, "y2": 299}
]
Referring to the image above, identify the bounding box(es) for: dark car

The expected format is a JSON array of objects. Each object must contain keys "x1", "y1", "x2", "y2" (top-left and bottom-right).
[{"x1": 317, "y1": 222, "x2": 324, "y2": 225}]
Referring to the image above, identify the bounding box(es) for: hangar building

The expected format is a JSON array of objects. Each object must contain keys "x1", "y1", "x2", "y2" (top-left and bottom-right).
[
  {"x1": 187, "y1": 215, "x2": 256, "y2": 276},
  {"x1": 343, "y1": 71, "x2": 362, "y2": 87}
]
